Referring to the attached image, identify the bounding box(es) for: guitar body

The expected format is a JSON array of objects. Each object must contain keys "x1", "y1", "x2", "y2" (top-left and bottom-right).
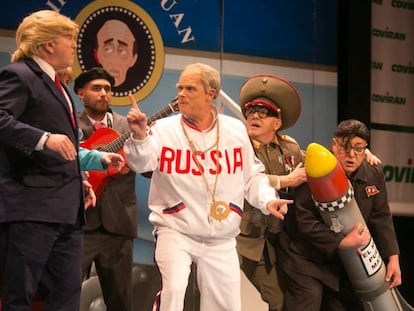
[
  {"x1": 81, "y1": 127, "x2": 120, "y2": 150},
  {"x1": 80, "y1": 98, "x2": 178, "y2": 200},
  {"x1": 80, "y1": 128, "x2": 124, "y2": 199}
]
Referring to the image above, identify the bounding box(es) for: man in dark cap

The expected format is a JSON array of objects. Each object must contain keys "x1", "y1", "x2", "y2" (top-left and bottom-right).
[
  {"x1": 236, "y1": 74, "x2": 306, "y2": 311},
  {"x1": 236, "y1": 75, "x2": 382, "y2": 311},
  {"x1": 74, "y1": 67, "x2": 137, "y2": 311}
]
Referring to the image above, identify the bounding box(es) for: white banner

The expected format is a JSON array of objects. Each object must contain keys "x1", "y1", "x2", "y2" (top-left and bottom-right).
[{"x1": 371, "y1": 0, "x2": 414, "y2": 216}]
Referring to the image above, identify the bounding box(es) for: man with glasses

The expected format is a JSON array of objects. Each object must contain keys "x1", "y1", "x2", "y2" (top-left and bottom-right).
[
  {"x1": 277, "y1": 119, "x2": 401, "y2": 310},
  {"x1": 237, "y1": 74, "x2": 306, "y2": 311}
]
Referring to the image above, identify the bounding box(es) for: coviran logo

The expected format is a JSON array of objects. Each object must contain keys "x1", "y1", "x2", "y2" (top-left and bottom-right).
[
  {"x1": 372, "y1": 27, "x2": 406, "y2": 41},
  {"x1": 371, "y1": 93, "x2": 406, "y2": 105},
  {"x1": 73, "y1": 0, "x2": 165, "y2": 105},
  {"x1": 384, "y1": 164, "x2": 414, "y2": 183},
  {"x1": 371, "y1": 61, "x2": 383, "y2": 70},
  {"x1": 391, "y1": 0, "x2": 414, "y2": 10},
  {"x1": 392, "y1": 63, "x2": 414, "y2": 75}
]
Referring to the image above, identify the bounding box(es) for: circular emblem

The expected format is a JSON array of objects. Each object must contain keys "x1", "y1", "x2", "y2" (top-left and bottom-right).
[
  {"x1": 73, "y1": 0, "x2": 164, "y2": 105},
  {"x1": 210, "y1": 201, "x2": 231, "y2": 221}
]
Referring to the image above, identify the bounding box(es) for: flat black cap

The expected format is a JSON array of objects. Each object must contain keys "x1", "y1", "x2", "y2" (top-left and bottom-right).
[{"x1": 74, "y1": 67, "x2": 115, "y2": 94}]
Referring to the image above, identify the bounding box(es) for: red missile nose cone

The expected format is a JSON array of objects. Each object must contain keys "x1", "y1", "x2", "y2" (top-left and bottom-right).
[{"x1": 305, "y1": 143, "x2": 349, "y2": 202}]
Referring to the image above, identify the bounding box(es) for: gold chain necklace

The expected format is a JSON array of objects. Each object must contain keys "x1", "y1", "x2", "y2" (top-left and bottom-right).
[
  {"x1": 180, "y1": 116, "x2": 230, "y2": 221},
  {"x1": 184, "y1": 111, "x2": 218, "y2": 153}
]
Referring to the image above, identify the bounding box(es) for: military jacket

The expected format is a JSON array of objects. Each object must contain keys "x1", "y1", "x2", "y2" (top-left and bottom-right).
[{"x1": 237, "y1": 133, "x2": 304, "y2": 262}]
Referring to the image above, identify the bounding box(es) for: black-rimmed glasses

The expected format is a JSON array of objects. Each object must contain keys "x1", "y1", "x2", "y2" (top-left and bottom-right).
[
  {"x1": 334, "y1": 138, "x2": 367, "y2": 155},
  {"x1": 245, "y1": 106, "x2": 277, "y2": 119}
]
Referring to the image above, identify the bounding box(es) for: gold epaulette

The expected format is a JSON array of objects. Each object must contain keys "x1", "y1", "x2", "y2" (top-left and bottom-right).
[{"x1": 278, "y1": 133, "x2": 299, "y2": 145}]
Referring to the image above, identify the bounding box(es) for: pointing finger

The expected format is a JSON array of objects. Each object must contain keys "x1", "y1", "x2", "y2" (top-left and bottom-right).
[{"x1": 128, "y1": 93, "x2": 139, "y2": 111}]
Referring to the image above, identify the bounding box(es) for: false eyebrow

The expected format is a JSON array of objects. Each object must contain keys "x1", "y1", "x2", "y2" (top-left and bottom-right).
[
  {"x1": 103, "y1": 38, "x2": 114, "y2": 44},
  {"x1": 117, "y1": 40, "x2": 128, "y2": 47}
]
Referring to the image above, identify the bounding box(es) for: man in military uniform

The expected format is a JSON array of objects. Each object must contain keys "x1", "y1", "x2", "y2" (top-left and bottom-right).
[{"x1": 236, "y1": 74, "x2": 306, "y2": 311}]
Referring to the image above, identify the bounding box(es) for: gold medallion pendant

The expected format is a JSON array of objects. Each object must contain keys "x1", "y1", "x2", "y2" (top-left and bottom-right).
[{"x1": 210, "y1": 201, "x2": 230, "y2": 221}]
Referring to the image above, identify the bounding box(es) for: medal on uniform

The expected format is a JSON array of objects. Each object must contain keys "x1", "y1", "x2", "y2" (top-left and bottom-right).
[
  {"x1": 181, "y1": 113, "x2": 230, "y2": 221},
  {"x1": 210, "y1": 200, "x2": 230, "y2": 221}
]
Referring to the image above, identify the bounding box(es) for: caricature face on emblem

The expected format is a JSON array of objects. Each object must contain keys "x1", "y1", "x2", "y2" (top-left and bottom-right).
[
  {"x1": 74, "y1": 0, "x2": 164, "y2": 105},
  {"x1": 95, "y1": 19, "x2": 138, "y2": 87}
]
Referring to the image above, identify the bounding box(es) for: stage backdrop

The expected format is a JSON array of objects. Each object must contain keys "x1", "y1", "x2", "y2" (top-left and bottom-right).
[
  {"x1": 0, "y1": 0, "x2": 338, "y2": 267},
  {"x1": 371, "y1": 0, "x2": 414, "y2": 217}
]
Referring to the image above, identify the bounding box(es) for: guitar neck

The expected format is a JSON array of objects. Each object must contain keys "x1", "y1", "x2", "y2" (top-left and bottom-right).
[
  {"x1": 147, "y1": 101, "x2": 177, "y2": 124},
  {"x1": 100, "y1": 99, "x2": 178, "y2": 153}
]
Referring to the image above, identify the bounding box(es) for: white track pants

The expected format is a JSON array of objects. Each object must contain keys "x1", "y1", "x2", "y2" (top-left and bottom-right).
[{"x1": 152, "y1": 227, "x2": 241, "y2": 311}]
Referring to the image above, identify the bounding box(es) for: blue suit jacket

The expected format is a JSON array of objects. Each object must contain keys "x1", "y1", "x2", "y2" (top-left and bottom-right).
[{"x1": 0, "y1": 58, "x2": 85, "y2": 225}]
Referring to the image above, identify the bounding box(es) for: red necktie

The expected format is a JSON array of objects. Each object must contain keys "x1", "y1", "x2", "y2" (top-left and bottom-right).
[
  {"x1": 55, "y1": 74, "x2": 76, "y2": 128},
  {"x1": 93, "y1": 122, "x2": 107, "y2": 131}
]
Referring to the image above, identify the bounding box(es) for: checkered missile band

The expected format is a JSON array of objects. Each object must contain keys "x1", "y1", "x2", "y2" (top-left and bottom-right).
[{"x1": 314, "y1": 181, "x2": 354, "y2": 212}]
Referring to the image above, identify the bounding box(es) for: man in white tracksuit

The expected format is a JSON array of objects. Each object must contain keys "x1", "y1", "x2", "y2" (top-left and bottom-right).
[{"x1": 123, "y1": 63, "x2": 292, "y2": 311}]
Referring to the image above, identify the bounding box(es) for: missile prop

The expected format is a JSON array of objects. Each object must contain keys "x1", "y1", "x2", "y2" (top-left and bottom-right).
[{"x1": 305, "y1": 143, "x2": 413, "y2": 311}]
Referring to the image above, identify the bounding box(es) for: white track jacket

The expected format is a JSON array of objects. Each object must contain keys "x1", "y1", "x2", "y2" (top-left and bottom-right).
[{"x1": 124, "y1": 113, "x2": 279, "y2": 242}]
